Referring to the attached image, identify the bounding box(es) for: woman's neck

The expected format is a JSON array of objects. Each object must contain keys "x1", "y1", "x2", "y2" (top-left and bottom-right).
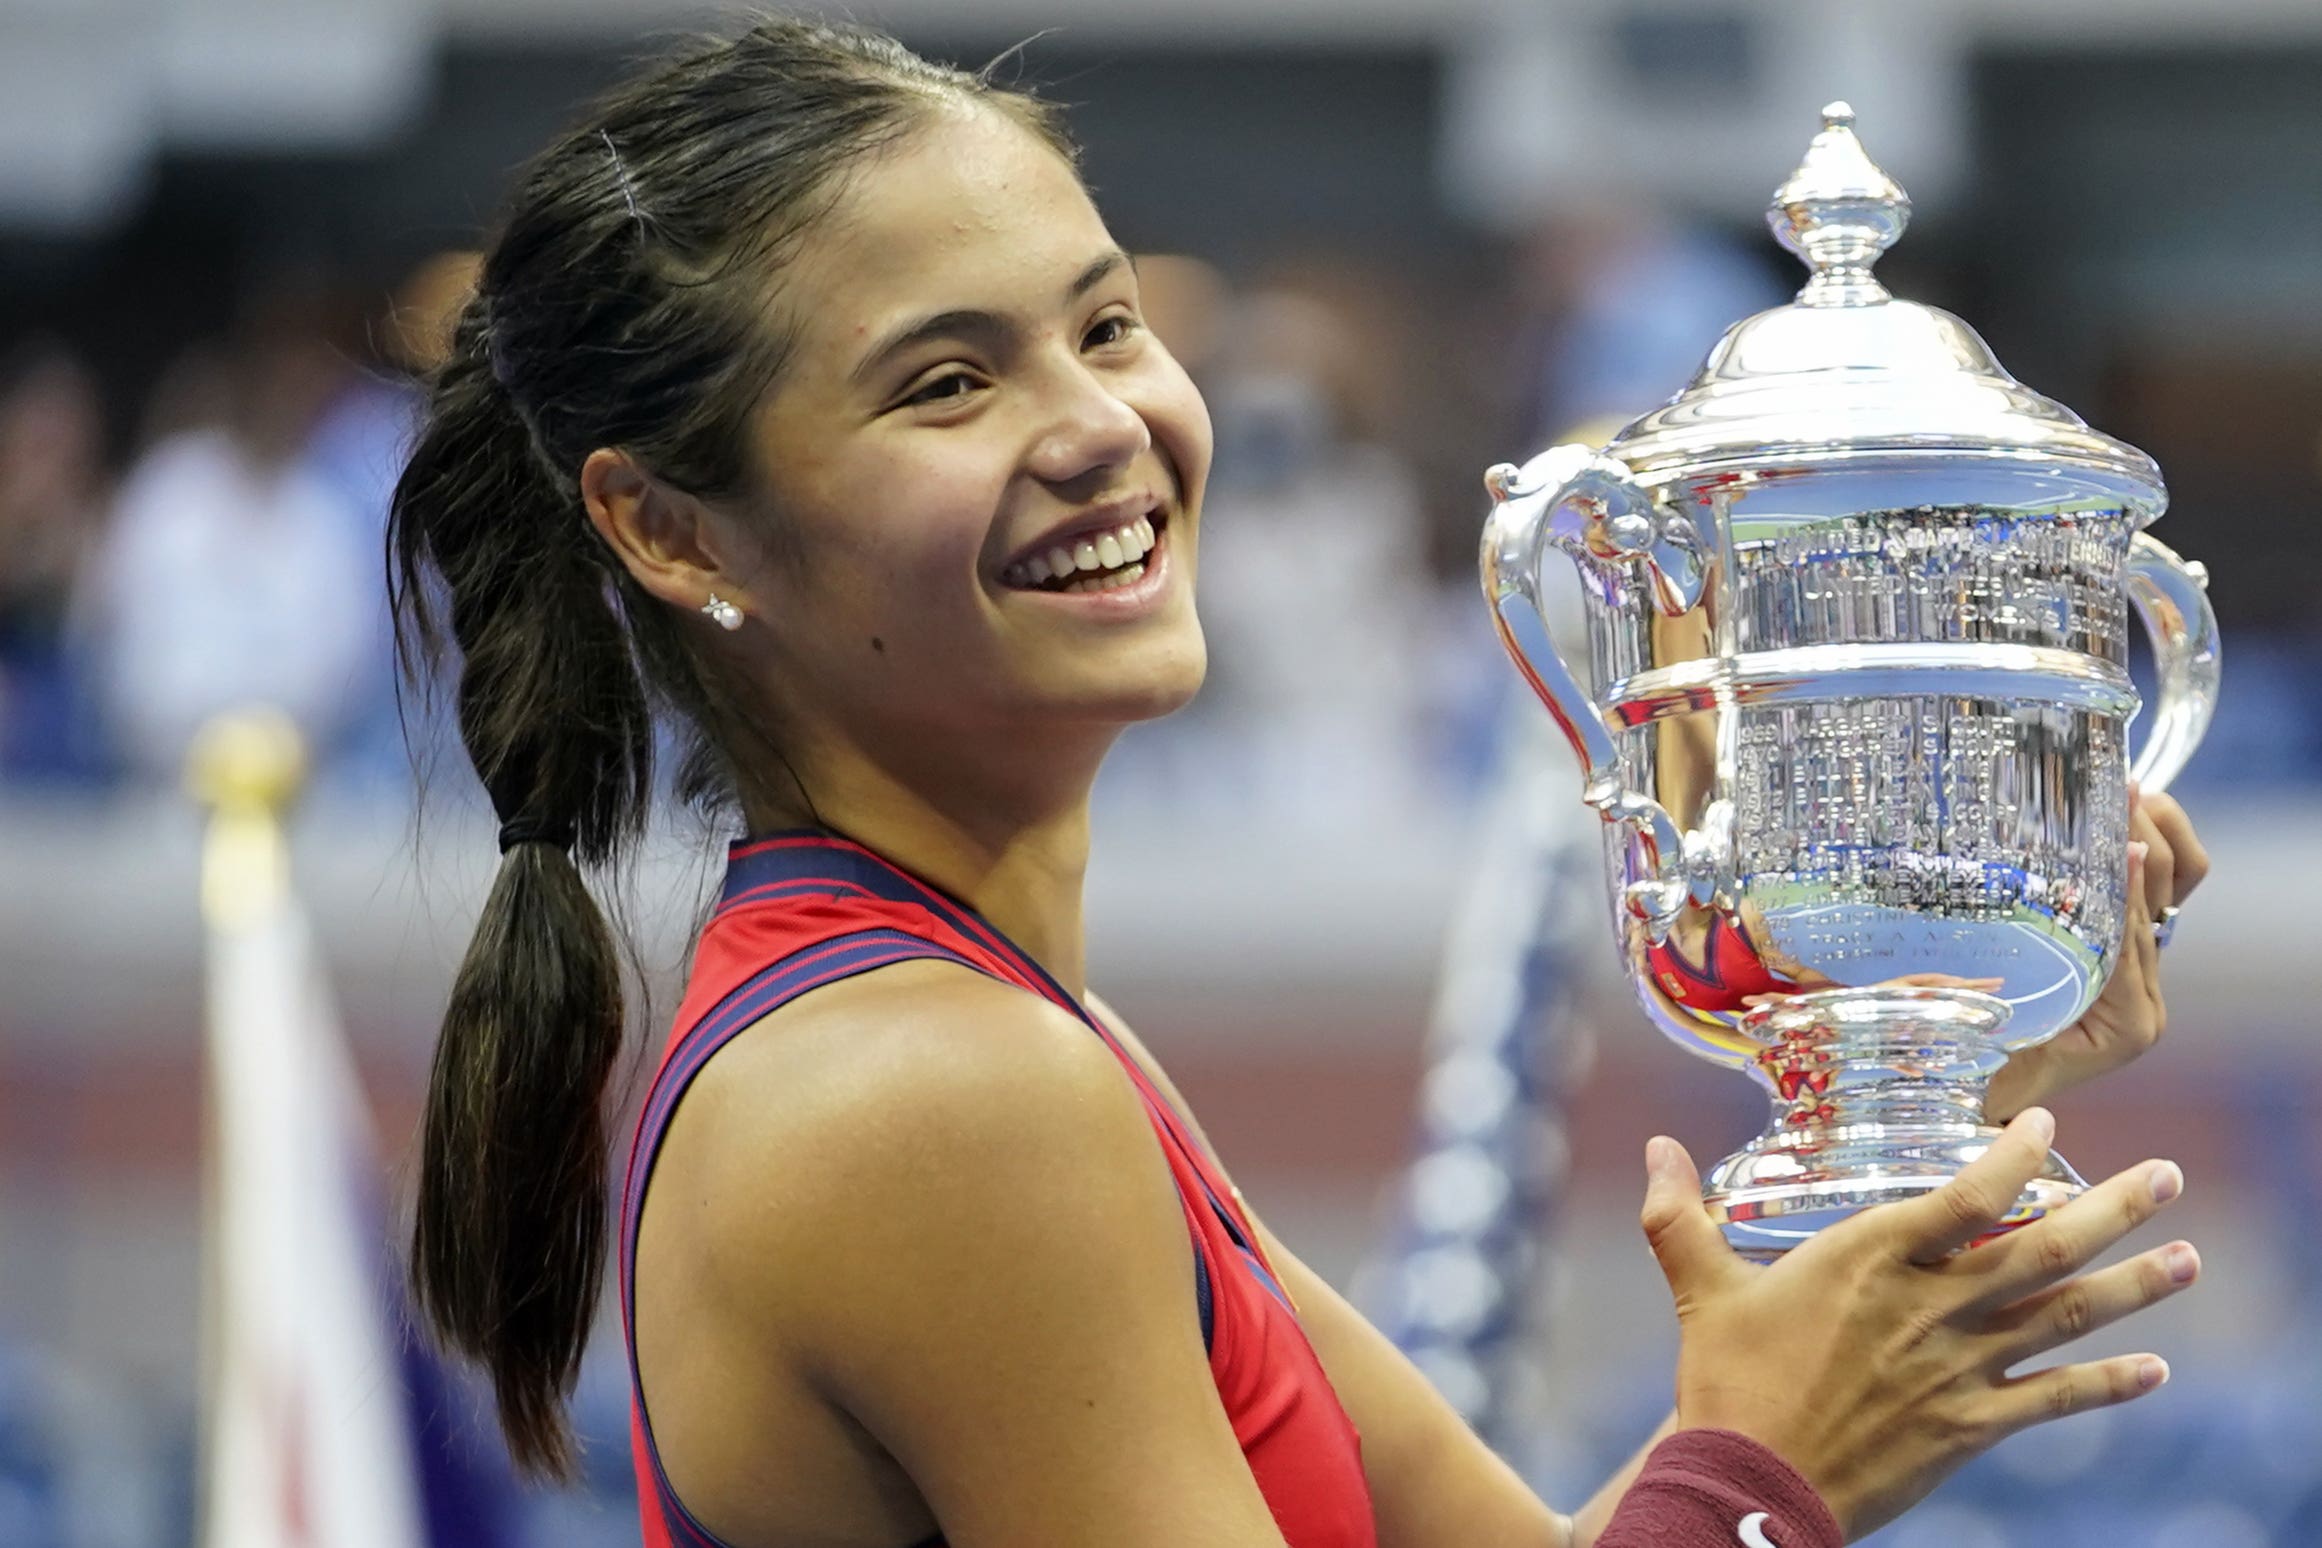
[{"x1": 740, "y1": 727, "x2": 1109, "y2": 999}]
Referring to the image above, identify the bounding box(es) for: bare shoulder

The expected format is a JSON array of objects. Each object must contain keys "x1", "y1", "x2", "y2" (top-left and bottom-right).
[
  {"x1": 663, "y1": 960, "x2": 1166, "y2": 1303},
  {"x1": 650, "y1": 961, "x2": 1295, "y2": 1545},
  {"x1": 1084, "y1": 988, "x2": 1227, "y2": 1164}
]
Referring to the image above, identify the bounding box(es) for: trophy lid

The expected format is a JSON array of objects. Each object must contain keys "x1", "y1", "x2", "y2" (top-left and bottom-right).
[{"x1": 1603, "y1": 103, "x2": 2163, "y2": 498}]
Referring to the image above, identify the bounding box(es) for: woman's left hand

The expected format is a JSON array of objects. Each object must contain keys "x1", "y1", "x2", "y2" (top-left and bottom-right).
[{"x1": 1986, "y1": 788, "x2": 2209, "y2": 1120}]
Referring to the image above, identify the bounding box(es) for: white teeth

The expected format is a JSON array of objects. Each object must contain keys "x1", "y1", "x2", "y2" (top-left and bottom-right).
[{"x1": 1006, "y1": 514, "x2": 1163, "y2": 590}]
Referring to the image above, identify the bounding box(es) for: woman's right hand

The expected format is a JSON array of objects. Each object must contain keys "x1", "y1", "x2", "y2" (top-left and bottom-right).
[{"x1": 1640, "y1": 1108, "x2": 2199, "y2": 1541}]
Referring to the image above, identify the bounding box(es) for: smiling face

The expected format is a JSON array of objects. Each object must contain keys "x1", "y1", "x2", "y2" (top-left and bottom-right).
[{"x1": 709, "y1": 106, "x2": 1211, "y2": 788}]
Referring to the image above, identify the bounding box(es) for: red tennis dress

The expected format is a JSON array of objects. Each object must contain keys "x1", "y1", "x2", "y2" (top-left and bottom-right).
[{"x1": 618, "y1": 831, "x2": 1379, "y2": 1548}]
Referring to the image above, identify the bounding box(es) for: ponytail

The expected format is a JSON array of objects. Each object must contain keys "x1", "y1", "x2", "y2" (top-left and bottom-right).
[{"x1": 392, "y1": 306, "x2": 652, "y2": 1479}]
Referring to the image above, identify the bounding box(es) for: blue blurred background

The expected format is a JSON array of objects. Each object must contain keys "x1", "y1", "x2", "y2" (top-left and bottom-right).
[{"x1": 0, "y1": 1, "x2": 2316, "y2": 1544}]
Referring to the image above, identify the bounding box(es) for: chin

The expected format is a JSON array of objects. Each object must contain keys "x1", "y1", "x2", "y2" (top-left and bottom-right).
[{"x1": 1060, "y1": 630, "x2": 1208, "y2": 726}]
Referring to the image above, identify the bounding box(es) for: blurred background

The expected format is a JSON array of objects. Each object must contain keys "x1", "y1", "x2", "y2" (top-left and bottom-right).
[{"x1": 1, "y1": 1, "x2": 2317, "y2": 1544}]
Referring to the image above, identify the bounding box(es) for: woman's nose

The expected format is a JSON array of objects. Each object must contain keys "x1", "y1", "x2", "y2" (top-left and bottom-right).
[{"x1": 1026, "y1": 367, "x2": 1151, "y2": 487}]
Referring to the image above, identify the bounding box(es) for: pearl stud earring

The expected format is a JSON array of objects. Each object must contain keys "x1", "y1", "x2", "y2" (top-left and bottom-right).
[{"x1": 701, "y1": 593, "x2": 744, "y2": 632}]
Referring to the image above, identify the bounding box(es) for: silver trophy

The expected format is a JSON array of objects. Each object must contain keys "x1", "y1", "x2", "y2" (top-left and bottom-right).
[{"x1": 1480, "y1": 104, "x2": 2221, "y2": 1258}]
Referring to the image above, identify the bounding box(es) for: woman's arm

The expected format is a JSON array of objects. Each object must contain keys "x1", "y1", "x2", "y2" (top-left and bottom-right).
[{"x1": 1254, "y1": 1219, "x2": 1572, "y2": 1548}]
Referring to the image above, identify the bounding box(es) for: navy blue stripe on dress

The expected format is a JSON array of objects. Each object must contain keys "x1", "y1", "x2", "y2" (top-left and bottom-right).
[
  {"x1": 721, "y1": 835, "x2": 1270, "y2": 1261},
  {"x1": 715, "y1": 874, "x2": 880, "y2": 914},
  {"x1": 723, "y1": 837, "x2": 1099, "y2": 1040},
  {"x1": 1236, "y1": 1242, "x2": 1295, "y2": 1315},
  {"x1": 657, "y1": 1485, "x2": 732, "y2": 1548}
]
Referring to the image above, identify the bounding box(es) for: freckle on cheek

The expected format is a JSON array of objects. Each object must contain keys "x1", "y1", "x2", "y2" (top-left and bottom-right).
[{"x1": 870, "y1": 636, "x2": 886, "y2": 654}]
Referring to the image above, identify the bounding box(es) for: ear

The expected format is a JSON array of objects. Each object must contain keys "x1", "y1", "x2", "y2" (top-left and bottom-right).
[{"x1": 580, "y1": 447, "x2": 750, "y2": 617}]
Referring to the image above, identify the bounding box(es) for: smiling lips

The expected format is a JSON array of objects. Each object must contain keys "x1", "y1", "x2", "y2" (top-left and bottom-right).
[{"x1": 1000, "y1": 514, "x2": 1160, "y2": 594}]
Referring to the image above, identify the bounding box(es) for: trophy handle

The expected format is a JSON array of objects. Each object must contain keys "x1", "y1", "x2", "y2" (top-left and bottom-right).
[
  {"x1": 1481, "y1": 445, "x2": 1722, "y2": 941},
  {"x1": 2123, "y1": 532, "x2": 2221, "y2": 795}
]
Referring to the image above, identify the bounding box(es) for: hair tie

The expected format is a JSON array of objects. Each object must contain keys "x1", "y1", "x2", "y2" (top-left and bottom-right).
[{"x1": 497, "y1": 815, "x2": 577, "y2": 855}]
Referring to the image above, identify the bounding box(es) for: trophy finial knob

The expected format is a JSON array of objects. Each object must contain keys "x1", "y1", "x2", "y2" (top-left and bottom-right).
[{"x1": 1769, "y1": 101, "x2": 1910, "y2": 307}]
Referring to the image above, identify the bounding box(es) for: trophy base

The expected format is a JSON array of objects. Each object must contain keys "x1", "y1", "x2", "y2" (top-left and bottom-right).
[
  {"x1": 1704, "y1": 1125, "x2": 2087, "y2": 1261},
  {"x1": 1701, "y1": 986, "x2": 2089, "y2": 1261}
]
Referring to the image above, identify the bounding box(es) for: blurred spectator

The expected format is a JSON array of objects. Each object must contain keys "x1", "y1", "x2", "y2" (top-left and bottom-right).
[
  {"x1": 77, "y1": 299, "x2": 378, "y2": 784},
  {"x1": 1186, "y1": 285, "x2": 1437, "y2": 825},
  {"x1": 1513, "y1": 198, "x2": 1784, "y2": 447},
  {"x1": 133, "y1": 343, "x2": 234, "y2": 453},
  {"x1": 0, "y1": 342, "x2": 112, "y2": 783}
]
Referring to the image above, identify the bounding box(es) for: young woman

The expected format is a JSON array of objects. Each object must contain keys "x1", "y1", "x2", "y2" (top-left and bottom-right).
[{"x1": 392, "y1": 20, "x2": 2210, "y2": 1548}]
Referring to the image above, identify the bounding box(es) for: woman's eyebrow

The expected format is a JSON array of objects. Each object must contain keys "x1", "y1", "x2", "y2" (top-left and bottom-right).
[
  {"x1": 1067, "y1": 248, "x2": 1132, "y2": 300},
  {"x1": 850, "y1": 249, "x2": 1135, "y2": 386},
  {"x1": 851, "y1": 309, "x2": 1009, "y2": 385}
]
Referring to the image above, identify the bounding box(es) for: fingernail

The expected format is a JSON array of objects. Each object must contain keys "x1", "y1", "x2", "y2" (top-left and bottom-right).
[
  {"x1": 2151, "y1": 1162, "x2": 2184, "y2": 1204},
  {"x1": 2138, "y1": 1357, "x2": 2170, "y2": 1391},
  {"x1": 2167, "y1": 1243, "x2": 2200, "y2": 1284},
  {"x1": 2021, "y1": 1106, "x2": 2056, "y2": 1147},
  {"x1": 2130, "y1": 840, "x2": 2150, "y2": 866},
  {"x1": 1646, "y1": 1137, "x2": 1674, "y2": 1178}
]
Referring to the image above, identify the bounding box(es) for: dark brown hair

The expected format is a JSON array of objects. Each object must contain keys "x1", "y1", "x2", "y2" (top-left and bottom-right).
[{"x1": 388, "y1": 16, "x2": 1073, "y2": 1479}]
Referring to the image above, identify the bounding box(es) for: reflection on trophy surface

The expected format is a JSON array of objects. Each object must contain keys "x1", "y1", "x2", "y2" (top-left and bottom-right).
[{"x1": 1479, "y1": 103, "x2": 2222, "y2": 1258}]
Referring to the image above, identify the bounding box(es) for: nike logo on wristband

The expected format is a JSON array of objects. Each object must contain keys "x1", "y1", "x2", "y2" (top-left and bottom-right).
[{"x1": 1737, "y1": 1511, "x2": 1780, "y2": 1548}]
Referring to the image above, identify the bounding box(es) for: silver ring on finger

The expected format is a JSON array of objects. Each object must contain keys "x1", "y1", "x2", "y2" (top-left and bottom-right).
[{"x1": 2153, "y1": 905, "x2": 2182, "y2": 949}]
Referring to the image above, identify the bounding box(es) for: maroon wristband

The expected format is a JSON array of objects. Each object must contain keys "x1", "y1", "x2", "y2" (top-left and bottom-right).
[{"x1": 1592, "y1": 1428, "x2": 1844, "y2": 1548}]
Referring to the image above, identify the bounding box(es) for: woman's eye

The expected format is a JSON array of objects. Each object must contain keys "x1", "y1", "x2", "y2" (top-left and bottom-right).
[
  {"x1": 901, "y1": 371, "x2": 978, "y2": 408},
  {"x1": 1085, "y1": 314, "x2": 1139, "y2": 350}
]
